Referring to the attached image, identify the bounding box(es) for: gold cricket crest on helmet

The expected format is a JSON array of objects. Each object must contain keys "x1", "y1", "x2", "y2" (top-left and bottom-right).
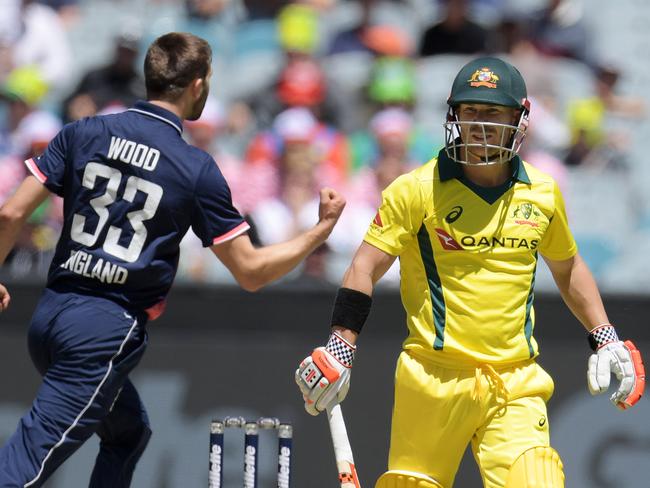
[{"x1": 468, "y1": 67, "x2": 500, "y2": 88}]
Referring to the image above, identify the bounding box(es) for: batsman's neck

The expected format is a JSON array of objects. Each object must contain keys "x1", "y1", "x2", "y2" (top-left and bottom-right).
[{"x1": 462, "y1": 161, "x2": 512, "y2": 187}]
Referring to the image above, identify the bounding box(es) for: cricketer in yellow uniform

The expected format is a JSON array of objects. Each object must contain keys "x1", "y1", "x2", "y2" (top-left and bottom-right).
[
  {"x1": 364, "y1": 149, "x2": 575, "y2": 487},
  {"x1": 295, "y1": 56, "x2": 644, "y2": 488}
]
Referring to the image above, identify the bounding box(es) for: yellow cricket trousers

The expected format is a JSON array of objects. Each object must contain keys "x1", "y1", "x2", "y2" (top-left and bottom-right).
[{"x1": 388, "y1": 350, "x2": 555, "y2": 488}]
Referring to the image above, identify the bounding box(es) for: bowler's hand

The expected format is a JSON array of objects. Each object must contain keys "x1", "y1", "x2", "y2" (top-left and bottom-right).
[
  {"x1": 317, "y1": 188, "x2": 345, "y2": 232},
  {"x1": 0, "y1": 283, "x2": 10, "y2": 312}
]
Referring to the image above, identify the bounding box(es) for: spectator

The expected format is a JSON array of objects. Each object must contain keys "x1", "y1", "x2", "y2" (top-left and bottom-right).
[
  {"x1": 249, "y1": 57, "x2": 343, "y2": 129},
  {"x1": 565, "y1": 64, "x2": 646, "y2": 169},
  {"x1": 0, "y1": 0, "x2": 72, "y2": 92},
  {"x1": 522, "y1": 149, "x2": 569, "y2": 202},
  {"x1": 350, "y1": 60, "x2": 439, "y2": 170},
  {"x1": 278, "y1": 2, "x2": 320, "y2": 56},
  {"x1": 35, "y1": 0, "x2": 80, "y2": 28},
  {"x1": 367, "y1": 56, "x2": 416, "y2": 111},
  {"x1": 514, "y1": 96, "x2": 571, "y2": 200},
  {"x1": 253, "y1": 2, "x2": 353, "y2": 126},
  {"x1": 246, "y1": 104, "x2": 359, "y2": 285},
  {"x1": 248, "y1": 141, "x2": 330, "y2": 281},
  {"x1": 350, "y1": 106, "x2": 433, "y2": 170},
  {"x1": 490, "y1": 17, "x2": 560, "y2": 105},
  {"x1": 246, "y1": 108, "x2": 333, "y2": 282},
  {"x1": 590, "y1": 64, "x2": 646, "y2": 119},
  {"x1": 245, "y1": 107, "x2": 350, "y2": 212},
  {"x1": 184, "y1": 97, "x2": 247, "y2": 212},
  {"x1": 250, "y1": 137, "x2": 319, "y2": 246},
  {"x1": 62, "y1": 31, "x2": 145, "y2": 123},
  {"x1": 328, "y1": 0, "x2": 413, "y2": 57},
  {"x1": 183, "y1": 96, "x2": 227, "y2": 155},
  {"x1": 361, "y1": 24, "x2": 414, "y2": 57},
  {"x1": 0, "y1": 65, "x2": 62, "y2": 276},
  {"x1": 419, "y1": 0, "x2": 488, "y2": 57},
  {"x1": 327, "y1": 0, "x2": 374, "y2": 55},
  {"x1": 0, "y1": 66, "x2": 61, "y2": 158},
  {"x1": 244, "y1": 4, "x2": 347, "y2": 129},
  {"x1": 186, "y1": 0, "x2": 232, "y2": 20},
  {"x1": 348, "y1": 108, "x2": 419, "y2": 207},
  {"x1": 0, "y1": 0, "x2": 22, "y2": 52},
  {"x1": 330, "y1": 109, "x2": 418, "y2": 284},
  {"x1": 525, "y1": 96, "x2": 570, "y2": 157},
  {"x1": 243, "y1": 0, "x2": 287, "y2": 20},
  {"x1": 183, "y1": 0, "x2": 249, "y2": 34},
  {"x1": 527, "y1": 0, "x2": 594, "y2": 65}
]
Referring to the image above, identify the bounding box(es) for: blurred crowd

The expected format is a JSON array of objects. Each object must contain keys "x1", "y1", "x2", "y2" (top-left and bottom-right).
[{"x1": 0, "y1": 0, "x2": 646, "y2": 286}]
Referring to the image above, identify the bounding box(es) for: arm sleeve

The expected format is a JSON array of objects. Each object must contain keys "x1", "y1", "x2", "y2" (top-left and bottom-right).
[
  {"x1": 538, "y1": 181, "x2": 578, "y2": 260},
  {"x1": 191, "y1": 157, "x2": 250, "y2": 247},
  {"x1": 363, "y1": 172, "x2": 423, "y2": 256},
  {"x1": 24, "y1": 122, "x2": 75, "y2": 196}
]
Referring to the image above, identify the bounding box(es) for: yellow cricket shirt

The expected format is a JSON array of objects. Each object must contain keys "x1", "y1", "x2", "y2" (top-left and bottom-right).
[{"x1": 364, "y1": 150, "x2": 577, "y2": 366}]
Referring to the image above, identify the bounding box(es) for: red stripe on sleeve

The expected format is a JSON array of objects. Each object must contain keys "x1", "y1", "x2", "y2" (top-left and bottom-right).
[
  {"x1": 212, "y1": 222, "x2": 250, "y2": 245},
  {"x1": 24, "y1": 158, "x2": 47, "y2": 184}
]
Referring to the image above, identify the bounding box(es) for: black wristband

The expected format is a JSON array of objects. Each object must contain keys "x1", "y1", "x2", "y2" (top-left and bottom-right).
[{"x1": 330, "y1": 287, "x2": 372, "y2": 334}]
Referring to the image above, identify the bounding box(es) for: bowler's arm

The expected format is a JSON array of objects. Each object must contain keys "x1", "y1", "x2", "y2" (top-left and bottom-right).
[
  {"x1": 543, "y1": 253, "x2": 609, "y2": 331},
  {"x1": 211, "y1": 225, "x2": 330, "y2": 292},
  {"x1": 211, "y1": 188, "x2": 345, "y2": 292}
]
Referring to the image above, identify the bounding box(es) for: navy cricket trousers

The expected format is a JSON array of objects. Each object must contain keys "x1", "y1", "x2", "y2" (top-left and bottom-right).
[{"x1": 0, "y1": 289, "x2": 151, "y2": 487}]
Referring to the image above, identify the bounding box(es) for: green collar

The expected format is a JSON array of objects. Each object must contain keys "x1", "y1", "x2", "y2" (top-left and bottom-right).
[{"x1": 437, "y1": 148, "x2": 531, "y2": 184}]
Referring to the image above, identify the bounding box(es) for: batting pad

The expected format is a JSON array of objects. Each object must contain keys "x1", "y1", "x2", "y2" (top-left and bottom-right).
[
  {"x1": 375, "y1": 470, "x2": 443, "y2": 488},
  {"x1": 505, "y1": 446, "x2": 565, "y2": 488}
]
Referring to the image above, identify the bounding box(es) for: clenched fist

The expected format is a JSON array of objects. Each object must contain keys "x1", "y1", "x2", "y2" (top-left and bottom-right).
[
  {"x1": 317, "y1": 188, "x2": 345, "y2": 232},
  {"x1": 0, "y1": 283, "x2": 10, "y2": 312}
]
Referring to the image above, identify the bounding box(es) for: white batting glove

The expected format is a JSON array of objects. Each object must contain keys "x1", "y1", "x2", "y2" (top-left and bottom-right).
[
  {"x1": 587, "y1": 324, "x2": 646, "y2": 410},
  {"x1": 295, "y1": 332, "x2": 355, "y2": 416}
]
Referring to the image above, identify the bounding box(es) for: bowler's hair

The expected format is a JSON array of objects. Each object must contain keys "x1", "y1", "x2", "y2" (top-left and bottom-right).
[{"x1": 144, "y1": 32, "x2": 211, "y2": 101}]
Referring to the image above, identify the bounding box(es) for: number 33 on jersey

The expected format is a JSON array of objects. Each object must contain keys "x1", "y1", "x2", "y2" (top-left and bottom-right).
[{"x1": 24, "y1": 101, "x2": 249, "y2": 313}]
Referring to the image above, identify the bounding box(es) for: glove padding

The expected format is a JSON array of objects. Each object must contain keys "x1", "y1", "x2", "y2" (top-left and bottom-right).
[
  {"x1": 588, "y1": 339, "x2": 646, "y2": 410},
  {"x1": 295, "y1": 332, "x2": 355, "y2": 416}
]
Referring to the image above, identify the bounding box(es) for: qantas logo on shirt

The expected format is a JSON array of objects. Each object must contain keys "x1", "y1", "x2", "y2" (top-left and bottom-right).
[
  {"x1": 461, "y1": 235, "x2": 539, "y2": 250},
  {"x1": 373, "y1": 212, "x2": 383, "y2": 227},
  {"x1": 434, "y1": 229, "x2": 539, "y2": 251},
  {"x1": 435, "y1": 229, "x2": 462, "y2": 250}
]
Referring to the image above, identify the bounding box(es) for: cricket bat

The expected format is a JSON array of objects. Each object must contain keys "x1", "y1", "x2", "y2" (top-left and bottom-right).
[{"x1": 327, "y1": 403, "x2": 361, "y2": 488}]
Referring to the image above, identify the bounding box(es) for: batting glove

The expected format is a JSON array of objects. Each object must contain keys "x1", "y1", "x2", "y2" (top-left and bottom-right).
[
  {"x1": 295, "y1": 332, "x2": 355, "y2": 416},
  {"x1": 587, "y1": 324, "x2": 646, "y2": 410}
]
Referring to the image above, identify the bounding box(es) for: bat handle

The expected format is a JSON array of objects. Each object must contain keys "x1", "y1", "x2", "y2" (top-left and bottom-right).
[{"x1": 327, "y1": 403, "x2": 361, "y2": 488}]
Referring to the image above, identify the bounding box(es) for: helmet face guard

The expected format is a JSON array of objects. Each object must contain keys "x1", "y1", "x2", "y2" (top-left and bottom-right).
[
  {"x1": 444, "y1": 56, "x2": 531, "y2": 165},
  {"x1": 443, "y1": 104, "x2": 530, "y2": 166}
]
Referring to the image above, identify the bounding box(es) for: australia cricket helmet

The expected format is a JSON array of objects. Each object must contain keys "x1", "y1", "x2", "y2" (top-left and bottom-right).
[{"x1": 444, "y1": 56, "x2": 531, "y2": 165}]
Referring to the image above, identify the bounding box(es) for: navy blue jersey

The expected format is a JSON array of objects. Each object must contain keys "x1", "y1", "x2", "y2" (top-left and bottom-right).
[{"x1": 24, "y1": 101, "x2": 249, "y2": 313}]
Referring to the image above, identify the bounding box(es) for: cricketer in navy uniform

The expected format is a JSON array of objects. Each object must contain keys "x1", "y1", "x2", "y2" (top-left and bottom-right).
[{"x1": 0, "y1": 32, "x2": 345, "y2": 487}]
